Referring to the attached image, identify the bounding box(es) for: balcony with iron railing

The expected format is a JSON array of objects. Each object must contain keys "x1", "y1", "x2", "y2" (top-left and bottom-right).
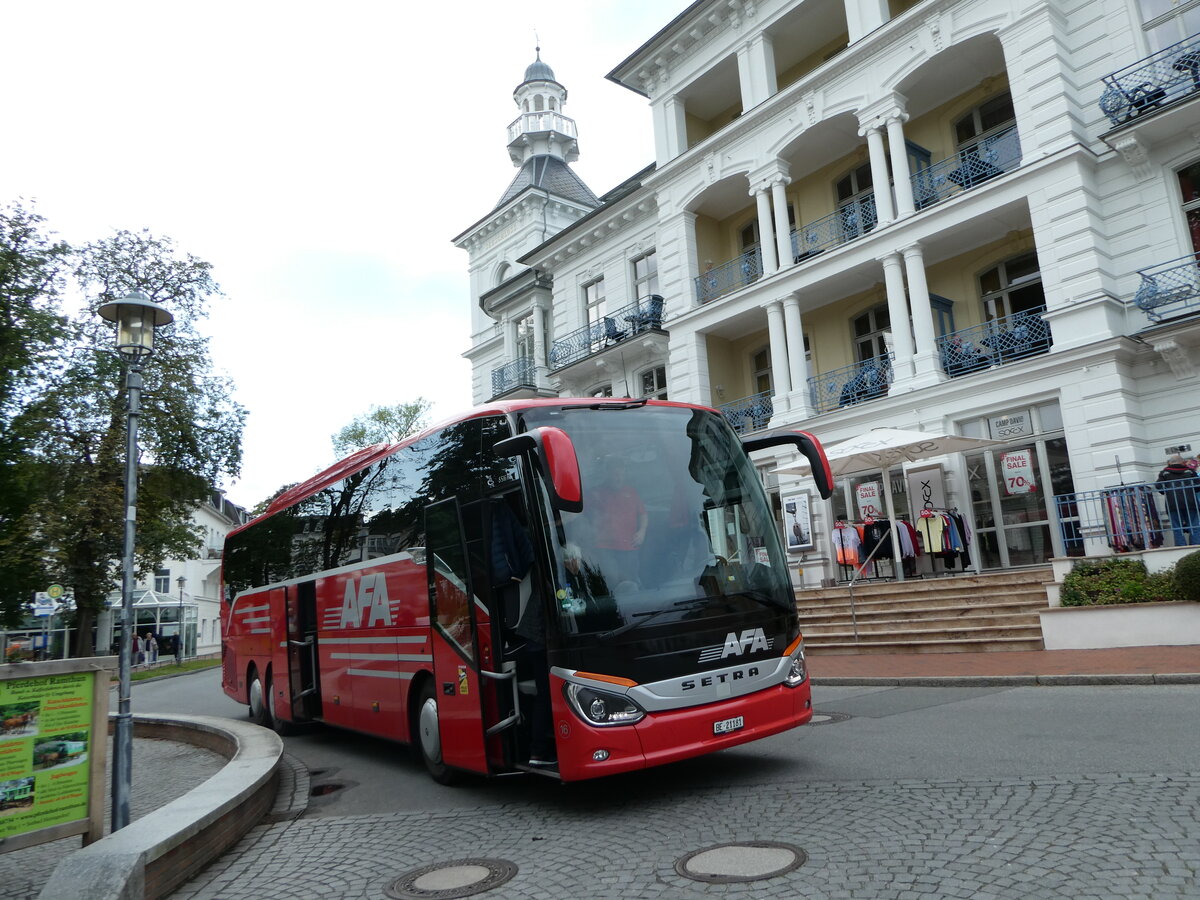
[
  {"x1": 548, "y1": 296, "x2": 665, "y2": 369},
  {"x1": 507, "y1": 111, "x2": 579, "y2": 143},
  {"x1": 718, "y1": 390, "x2": 774, "y2": 435},
  {"x1": 490, "y1": 356, "x2": 537, "y2": 398},
  {"x1": 694, "y1": 247, "x2": 763, "y2": 304},
  {"x1": 790, "y1": 194, "x2": 877, "y2": 263},
  {"x1": 808, "y1": 352, "x2": 894, "y2": 414},
  {"x1": 936, "y1": 307, "x2": 1052, "y2": 378},
  {"x1": 1133, "y1": 251, "x2": 1200, "y2": 323},
  {"x1": 1099, "y1": 32, "x2": 1200, "y2": 127},
  {"x1": 910, "y1": 125, "x2": 1022, "y2": 210}
]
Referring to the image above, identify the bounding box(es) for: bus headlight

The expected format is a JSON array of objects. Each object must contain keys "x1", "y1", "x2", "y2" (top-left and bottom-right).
[
  {"x1": 784, "y1": 643, "x2": 807, "y2": 687},
  {"x1": 564, "y1": 683, "x2": 645, "y2": 727}
]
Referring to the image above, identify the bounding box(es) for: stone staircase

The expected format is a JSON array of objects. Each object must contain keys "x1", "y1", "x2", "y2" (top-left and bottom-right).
[{"x1": 795, "y1": 567, "x2": 1054, "y2": 655}]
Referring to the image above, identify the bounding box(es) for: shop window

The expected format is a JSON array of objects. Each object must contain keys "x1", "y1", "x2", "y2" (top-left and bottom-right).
[
  {"x1": 979, "y1": 252, "x2": 1044, "y2": 322},
  {"x1": 852, "y1": 303, "x2": 891, "y2": 361},
  {"x1": 1136, "y1": 0, "x2": 1200, "y2": 51},
  {"x1": 1178, "y1": 160, "x2": 1200, "y2": 253}
]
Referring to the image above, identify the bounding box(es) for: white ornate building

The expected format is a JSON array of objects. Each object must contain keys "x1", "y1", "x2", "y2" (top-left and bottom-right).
[{"x1": 456, "y1": 0, "x2": 1200, "y2": 587}]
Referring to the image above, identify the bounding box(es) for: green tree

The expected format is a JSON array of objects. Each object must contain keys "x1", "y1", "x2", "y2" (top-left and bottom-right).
[
  {"x1": 331, "y1": 398, "x2": 432, "y2": 457},
  {"x1": 20, "y1": 228, "x2": 246, "y2": 654},
  {"x1": 0, "y1": 202, "x2": 71, "y2": 625}
]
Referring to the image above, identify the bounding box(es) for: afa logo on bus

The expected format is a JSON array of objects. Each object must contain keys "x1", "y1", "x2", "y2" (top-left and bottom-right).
[{"x1": 339, "y1": 573, "x2": 393, "y2": 628}]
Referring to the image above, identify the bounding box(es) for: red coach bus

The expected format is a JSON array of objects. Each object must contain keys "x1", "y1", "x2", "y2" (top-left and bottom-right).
[{"x1": 221, "y1": 399, "x2": 833, "y2": 783}]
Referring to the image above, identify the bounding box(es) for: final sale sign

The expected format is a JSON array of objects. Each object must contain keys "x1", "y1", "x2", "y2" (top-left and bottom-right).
[{"x1": 1000, "y1": 449, "x2": 1037, "y2": 495}]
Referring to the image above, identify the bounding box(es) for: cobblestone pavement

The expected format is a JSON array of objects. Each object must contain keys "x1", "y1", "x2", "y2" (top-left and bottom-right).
[
  {"x1": 0, "y1": 737, "x2": 225, "y2": 900},
  {"x1": 173, "y1": 771, "x2": 1200, "y2": 899}
]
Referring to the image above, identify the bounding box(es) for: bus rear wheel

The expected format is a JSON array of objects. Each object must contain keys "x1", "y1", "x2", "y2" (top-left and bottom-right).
[
  {"x1": 415, "y1": 680, "x2": 457, "y2": 785},
  {"x1": 248, "y1": 669, "x2": 271, "y2": 728},
  {"x1": 266, "y1": 674, "x2": 300, "y2": 736}
]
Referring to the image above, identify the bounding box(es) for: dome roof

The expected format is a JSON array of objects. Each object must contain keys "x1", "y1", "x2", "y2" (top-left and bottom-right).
[{"x1": 523, "y1": 51, "x2": 556, "y2": 84}]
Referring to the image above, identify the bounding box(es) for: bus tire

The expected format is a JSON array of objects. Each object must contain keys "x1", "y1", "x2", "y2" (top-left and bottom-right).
[
  {"x1": 266, "y1": 674, "x2": 300, "y2": 736},
  {"x1": 415, "y1": 679, "x2": 457, "y2": 785},
  {"x1": 248, "y1": 668, "x2": 271, "y2": 729}
]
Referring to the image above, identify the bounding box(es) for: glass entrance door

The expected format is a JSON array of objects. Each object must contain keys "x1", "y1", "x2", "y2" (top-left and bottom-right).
[{"x1": 966, "y1": 437, "x2": 1069, "y2": 568}]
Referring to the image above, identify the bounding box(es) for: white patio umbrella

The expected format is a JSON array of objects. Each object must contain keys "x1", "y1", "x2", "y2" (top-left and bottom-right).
[{"x1": 773, "y1": 428, "x2": 1002, "y2": 582}]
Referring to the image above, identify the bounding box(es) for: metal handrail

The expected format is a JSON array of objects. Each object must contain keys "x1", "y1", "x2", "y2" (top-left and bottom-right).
[
  {"x1": 1100, "y1": 31, "x2": 1200, "y2": 126},
  {"x1": 910, "y1": 125, "x2": 1021, "y2": 210},
  {"x1": 718, "y1": 390, "x2": 774, "y2": 435},
  {"x1": 789, "y1": 194, "x2": 878, "y2": 262},
  {"x1": 808, "y1": 353, "x2": 895, "y2": 414},
  {"x1": 936, "y1": 306, "x2": 1052, "y2": 377},
  {"x1": 694, "y1": 247, "x2": 763, "y2": 304},
  {"x1": 491, "y1": 357, "x2": 537, "y2": 396},
  {"x1": 1133, "y1": 251, "x2": 1200, "y2": 323},
  {"x1": 548, "y1": 296, "x2": 665, "y2": 369}
]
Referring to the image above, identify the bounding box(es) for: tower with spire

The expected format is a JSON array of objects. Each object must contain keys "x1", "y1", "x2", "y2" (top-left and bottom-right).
[{"x1": 453, "y1": 48, "x2": 600, "y2": 405}]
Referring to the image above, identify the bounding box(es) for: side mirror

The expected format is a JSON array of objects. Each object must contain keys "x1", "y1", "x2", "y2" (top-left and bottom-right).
[
  {"x1": 494, "y1": 426, "x2": 583, "y2": 513},
  {"x1": 742, "y1": 430, "x2": 834, "y2": 500}
]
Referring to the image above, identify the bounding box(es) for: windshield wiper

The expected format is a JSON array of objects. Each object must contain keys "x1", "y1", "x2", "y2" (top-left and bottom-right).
[
  {"x1": 559, "y1": 398, "x2": 649, "y2": 412},
  {"x1": 596, "y1": 597, "x2": 710, "y2": 642}
]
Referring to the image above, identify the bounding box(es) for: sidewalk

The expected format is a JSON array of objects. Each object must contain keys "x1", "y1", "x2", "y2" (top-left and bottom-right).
[{"x1": 807, "y1": 643, "x2": 1200, "y2": 683}]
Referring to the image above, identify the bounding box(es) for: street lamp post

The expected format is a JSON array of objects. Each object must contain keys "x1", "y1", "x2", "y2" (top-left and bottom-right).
[
  {"x1": 97, "y1": 291, "x2": 173, "y2": 833},
  {"x1": 176, "y1": 575, "x2": 186, "y2": 664}
]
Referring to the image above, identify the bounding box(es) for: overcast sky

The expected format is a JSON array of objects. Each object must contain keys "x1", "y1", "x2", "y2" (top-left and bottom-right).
[{"x1": 2, "y1": 1, "x2": 670, "y2": 508}]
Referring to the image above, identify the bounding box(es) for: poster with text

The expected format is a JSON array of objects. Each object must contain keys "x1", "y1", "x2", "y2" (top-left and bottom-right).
[
  {"x1": 1000, "y1": 449, "x2": 1037, "y2": 495},
  {"x1": 0, "y1": 671, "x2": 93, "y2": 840},
  {"x1": 783, "y1": 492, "x2": 813, "y2": 551}
]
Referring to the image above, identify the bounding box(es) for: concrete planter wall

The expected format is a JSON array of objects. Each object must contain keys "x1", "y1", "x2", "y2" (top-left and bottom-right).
[{"x1": 1040, "y1": 601, "x2": 1200, "y2": 650}]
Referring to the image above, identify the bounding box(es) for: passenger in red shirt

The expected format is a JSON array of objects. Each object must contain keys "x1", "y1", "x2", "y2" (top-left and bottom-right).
[{"x1": 593, "y1": 463, "x2": 647, "y2": 552}]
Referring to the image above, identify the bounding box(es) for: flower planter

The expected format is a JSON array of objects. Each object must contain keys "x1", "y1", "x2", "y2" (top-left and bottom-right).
[{"x1": 1039, "y1": 601, "x2": 1200, "y2": 650}]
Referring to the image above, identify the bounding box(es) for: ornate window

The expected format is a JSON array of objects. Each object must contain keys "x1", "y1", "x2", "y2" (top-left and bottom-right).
[
  {"x1": 583, "y1": 278, "x2": 606, "y2": 328},
  {"x1": 1136, "y1": 0, "x2": 1200, "y2": 50},
  {"x1": 631, "y1": 251, "x2": 658, "y2": 300},
  {"x1": 640, "y1": 366, "x2": 667, "y2": 400},
  {"x1": 979, "y1": 252, "x2": 1044, "y2": 322},
  {"x1": 1178, "y1": 161, "x2": 1200, "y2": 252},
  {"x1": 852, "y1": 303, "x2": 891, "y2": 362}
]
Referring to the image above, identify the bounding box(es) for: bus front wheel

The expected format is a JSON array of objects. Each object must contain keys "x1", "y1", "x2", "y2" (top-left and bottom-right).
[{"x1": 415, "y1": 680, "x2": 457, "y2": 785}]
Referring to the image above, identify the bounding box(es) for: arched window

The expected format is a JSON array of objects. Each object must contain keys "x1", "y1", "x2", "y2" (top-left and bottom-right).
[
  {"x1": 852, "y1": 303, "x2": 891, "y2": 362},
  {"x1": 588, "y1": 383, "x2": 613, "y2": 398},
  {"x1": 640, "y1": 366, "x2": 667, "y2": 400},
  {"x1": 495, "y1": 262, "x2": 511, "y2": 286},
  {"x1": 978, "y1": 252, "x2": 1044, "y2": 323},
  {"x1": 534, "y1": 96, "x2": 544, "y2": 112},
  {"x1": 549, "y1": 97, "x2": 557, "y2": 111}
]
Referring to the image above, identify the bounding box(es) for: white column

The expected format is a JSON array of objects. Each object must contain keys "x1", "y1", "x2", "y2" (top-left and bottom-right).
[
  {"x1": 771, "y1": 178, "x2": 794, "y2": 269},
  {"x1": 653, "y1": 95, "x2": 687, "y2": 165},
  {"x1": 766, "y1": 300, "x2": 792, "y2": 397},
  {"x1": 755, "y1": 188, "x2": 779, "y2": 274},
  {"x1": 783, "y1": 294, "x2": 813, "y2": 418},
  {"x1": 861, "y1": 125, "x2": 895, "y2": 225},
  {"x1": 502, "y1": 314, "x2": 515, "y2": 359},
  {"x1": 880, "y1": 253, "x2": 915, "y2": 383},
  {"x1": 532, "y1": 301, "x2": 547, "y2": 381},
  {"x1": 901, "y1": 243, "x2": 944, "y2": 384},
  {"x1": 736, "y1": 34, "x2": 778, "y2": 109},
  {"x1": 886, "y1": 113, "x2": 916, "y2": 218}
]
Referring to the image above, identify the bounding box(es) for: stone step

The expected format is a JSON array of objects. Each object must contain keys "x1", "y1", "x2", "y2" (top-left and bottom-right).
[
  {"x1": 804, "y1": 620, "x2": 1045, "y2": 642},
  {"x1": 799, "y1": 610, "x2": 1041, "y2": 636},
  {"x1": 796, "y1": 593, "x2": 1048, "y2": 618},
  {"x1": 805, "y1": 635, "x2": 1046, "y2": 655}
]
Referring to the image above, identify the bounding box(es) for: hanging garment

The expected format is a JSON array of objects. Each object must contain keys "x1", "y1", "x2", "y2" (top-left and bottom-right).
[
  {"x1": 915, "y1": 514, "x2": 946, "y2": 554},
  {"x1": 861, "y1": 519, "x2": 895, "y2": 559},
  {"x1": 832, "y1": 525, "x2": 861, "y2": 566}
]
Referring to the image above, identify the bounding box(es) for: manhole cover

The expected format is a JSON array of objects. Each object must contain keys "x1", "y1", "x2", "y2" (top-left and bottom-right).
[
  {"x1": 807, "y1": 711, "x2": 850, "y2": 726},
  {"x1": 310, "y1": 782, "x2": 344, "y2": 796},
  {"x1": 676, "y1": 841, "x2": 807, "y2": 883},
  {"x1": 385, "y1": 858, "x2": 518, "y2": 899}
]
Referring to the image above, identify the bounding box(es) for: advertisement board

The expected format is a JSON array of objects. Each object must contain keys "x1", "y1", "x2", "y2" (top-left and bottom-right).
[{"x1": 0, "y1": 660, "x2": 111, "y2": 852}]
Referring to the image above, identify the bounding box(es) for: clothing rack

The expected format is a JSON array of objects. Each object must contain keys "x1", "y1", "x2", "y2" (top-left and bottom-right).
[{"x1": 831, "y1": 508, "x2": 973, "y2": 583}]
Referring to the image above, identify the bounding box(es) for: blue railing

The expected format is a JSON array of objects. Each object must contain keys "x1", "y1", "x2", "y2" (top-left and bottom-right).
[
  {"x1": 549, "y1": 296, "x2": 665, "y2": 369},
  {"x1": 808, "y1": 353, "x2": 894, "y2": 414},
  {"x1": 937, "y1": 307, "x2": 1052, "y2": 377},
  {"x1": 1133, "y1": 251, "x2": 1200, "y2": 323},
  {"x1": 911, "y1": 126, "x2": 1021, "y2": 210},
  {"x1": 719, "y1": 391, "x2": 773, "y2": 435},
  {"x1": 1056, "y1": 481, "x2": 1200, "y2": 555},
  {"x1": 1099, "y1": 32, "x2": 1200, "y2": 126},
  {"x1": 694, "y1": 247, "x2": 762, "y2": 304},
  {"x1": 490, "y1": 356, "x2": 536, "y2": 397},
  {"x1": 790, "y1": 194, "x2": 877, "y2": 262}
]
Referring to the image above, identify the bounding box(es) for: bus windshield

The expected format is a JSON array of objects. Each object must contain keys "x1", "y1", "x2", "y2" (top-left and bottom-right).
[{"x1": 519, "y1": 404, "x2": 792, "y2": 645}]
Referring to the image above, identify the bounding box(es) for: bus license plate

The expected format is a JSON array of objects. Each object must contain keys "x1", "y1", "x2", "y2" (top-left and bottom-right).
[{"x1": 713, "y1": 715, "x2": 744, "y2": 735}]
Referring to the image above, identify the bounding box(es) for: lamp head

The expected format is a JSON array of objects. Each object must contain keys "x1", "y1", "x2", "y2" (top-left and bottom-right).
[{"x1": 97, "y1": 291, "x2": 174, "y2": 359}]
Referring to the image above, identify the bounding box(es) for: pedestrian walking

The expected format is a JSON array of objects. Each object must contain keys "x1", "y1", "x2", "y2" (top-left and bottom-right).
[
  {"x1": 1155, "y1": 453, "x2": 1200, "y2": 546},
  {"x1": 145, "y1": 632, "x2": 158, "y2": 665}
]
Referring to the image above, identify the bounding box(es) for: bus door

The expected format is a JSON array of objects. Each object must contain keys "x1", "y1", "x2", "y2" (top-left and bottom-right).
[
  {"x1": 425, "y1": 497, "x2": 514, "y2": 774},
  {"x1": 284, "y1": 581, "x2": 321, "y2": 722}
]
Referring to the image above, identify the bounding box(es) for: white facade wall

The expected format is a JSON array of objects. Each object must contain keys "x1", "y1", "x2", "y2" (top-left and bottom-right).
[{"x1": 462, "y1": 0, "x2": 1200, "y2": 584}]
